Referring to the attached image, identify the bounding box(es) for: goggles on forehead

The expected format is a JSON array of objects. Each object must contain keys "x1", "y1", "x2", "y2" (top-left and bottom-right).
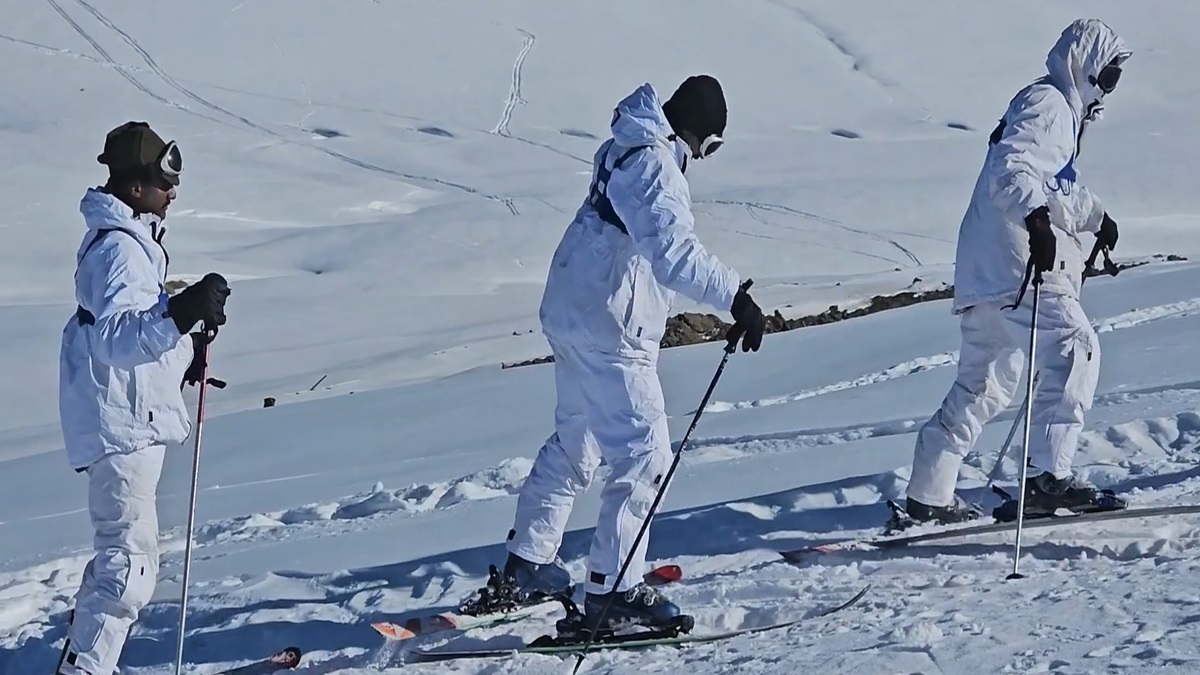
[
  {"x1": 158, "y1": 140, "x2": 182, "y2": 177},
  {"x1": 698, "y1": 134, "x2": 723, "y2": 158}
]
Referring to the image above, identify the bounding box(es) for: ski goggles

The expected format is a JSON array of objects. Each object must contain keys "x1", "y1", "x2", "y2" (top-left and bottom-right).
[
  {"x1": 1092, "y1": 50, "x2": 1132, "y2": 94},
  {"x1": 157, "y1": 140, "x2": 182, "y2": 178},
  {"x1": 698, "y1": 134, "x2": 723, "y2": 158}
]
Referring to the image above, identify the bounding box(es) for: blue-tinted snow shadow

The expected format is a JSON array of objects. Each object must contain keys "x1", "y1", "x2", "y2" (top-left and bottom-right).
[{"x1": 11, "y1": 458, "x2": 1200, "y2": 674}]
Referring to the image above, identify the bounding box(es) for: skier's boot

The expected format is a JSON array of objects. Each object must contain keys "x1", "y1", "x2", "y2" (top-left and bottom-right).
[
  {"x1": 1025, "y1": 471, "x2": 1126, "y2": 516},
  {"x1": 458, "y1": 553, "x2": 574, "y2": 616},
  {"x1": 572, "y1": 583, "x2": 694, "y2": 640},
  {"x1": 888, "y1": 495, "x2": 981, "y2": 533},
  {"x1": 502, "y1": 552, "x2": 574, "y2": 600},
  {"x1": 993, "y1": 472, "x2": 1127, "y2": 522}
]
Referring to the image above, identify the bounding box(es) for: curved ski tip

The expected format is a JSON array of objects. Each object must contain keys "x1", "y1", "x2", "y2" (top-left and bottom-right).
[
  {"x1": 372, "y1": 621, "x2": 417, "y2": 640},
  {"x1": 646, "y1": 564, "x2": 682, "y2": 584}
]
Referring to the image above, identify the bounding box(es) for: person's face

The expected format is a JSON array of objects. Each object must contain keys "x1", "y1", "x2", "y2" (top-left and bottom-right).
[{"x1": 127, "y1": 173, "x2": 177, "y2": 220}]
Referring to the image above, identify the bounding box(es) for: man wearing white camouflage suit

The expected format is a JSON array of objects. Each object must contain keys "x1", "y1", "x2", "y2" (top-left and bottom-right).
[
  {"x1": 56, "y1": 121, "x2": 231, "y2": 675},
  {"x1": 501, "y1": 74, "x2": 766, "y2": 632},
  {"x1": 904, "y1": 19, "x2": 1130, "y2": 525}
]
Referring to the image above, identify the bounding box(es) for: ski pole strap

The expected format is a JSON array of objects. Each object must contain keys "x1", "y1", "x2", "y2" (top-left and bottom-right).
[{"x1": 1004, "y1": 259, "x2": 1038, "y2": 310}]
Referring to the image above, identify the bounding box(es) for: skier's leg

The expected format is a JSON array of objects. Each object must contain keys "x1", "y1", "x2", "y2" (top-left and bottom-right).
[
  {"x1": 505, "y1": 340, "x2": 601, "y2": 594},
  {"x1": 907, "y1": 303, "x2": 1025, "y2": 516},
  {"x1": 574, "y1": 343, "x2": 683, "y2": 630},
  {"x1": 61, "y1": 445, "x2": 166, "y2": 675},
  {"x1": 575, "y1": 344, "x2": 669, "y2": 596},
  {"x1": 1004, "y1": 292, "x2": 1105, "y2": 508}
]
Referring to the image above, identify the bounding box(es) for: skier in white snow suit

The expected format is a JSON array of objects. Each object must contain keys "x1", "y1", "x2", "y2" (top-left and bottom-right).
[
  {"x1": 501, "y1": 75, "x2": 766, "y2": 631},
  {"x1": 904, "y1": 19, "x2": 1130, "y2": 525},
  {"x1": 56, "y1": 121, "x2": 231, "y2": 675}
]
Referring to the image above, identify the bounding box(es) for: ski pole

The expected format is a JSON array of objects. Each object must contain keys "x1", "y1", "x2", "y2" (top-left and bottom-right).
[
  {"x1": 175, "y1": 327, "x2": 215, "y2": 675},
  {"x1": 1007, "y1": 273, "x2": 1042, "y2": 581},
  {"x1": 983, "y1": 371, "x2": 1040, "y2": 488},
  {"x1": 569, "y1": 280, "x2": 752, "y2": 674}
]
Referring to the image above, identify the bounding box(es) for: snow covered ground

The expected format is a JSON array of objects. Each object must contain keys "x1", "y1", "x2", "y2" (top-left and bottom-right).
[{"x1": 3, "y1": 1, "x2": 1200, "y2": 673}]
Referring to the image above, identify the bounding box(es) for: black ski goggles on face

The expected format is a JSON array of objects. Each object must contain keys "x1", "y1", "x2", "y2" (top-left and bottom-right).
[
  {"x1": 1091, "y1": 51, "x2": 1131, "y2": 94},
  {"x1": 698, "y1": 134, "x2": 723, "y2": 159}
]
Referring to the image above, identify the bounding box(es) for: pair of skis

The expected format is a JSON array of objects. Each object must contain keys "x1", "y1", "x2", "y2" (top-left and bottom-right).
[
  {"x1": 373, "y1": 562, "x2": 870, "y2": 664},
  {"x1": 405, "y1": 584, "x2": 872, "y2": 663}
]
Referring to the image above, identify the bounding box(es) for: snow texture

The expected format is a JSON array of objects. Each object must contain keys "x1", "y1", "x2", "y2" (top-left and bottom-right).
[{"x1": 3, "y1": 1, "x2": 1200, "y2": 673}]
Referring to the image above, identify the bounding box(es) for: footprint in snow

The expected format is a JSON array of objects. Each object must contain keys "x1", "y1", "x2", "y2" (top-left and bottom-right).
[
  {"x1": 560, "y1": 128, "x2": 598, "y2": 139},
  {"x1": 418, "y1": 126, "x2": 455, "y2": 138}
]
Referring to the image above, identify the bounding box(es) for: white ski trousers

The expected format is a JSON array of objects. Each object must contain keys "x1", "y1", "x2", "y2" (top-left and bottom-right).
[
  {"x1": 907, "y1": 291, "x2": 1100, "y2": 508},
  {"x1": 62, "y1": 445, "x2": 165, "y2": 675},
  {"x1": 507, "y1": 338, "x2": 672, "y2": 596}
]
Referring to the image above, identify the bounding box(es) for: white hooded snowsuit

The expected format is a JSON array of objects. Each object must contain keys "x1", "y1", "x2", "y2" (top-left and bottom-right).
[
  {"x1": 58, "y1": 188, "x2": 194, "y2": 674},
  {"x1": 907, "y1": 19, "x2": 1130, "y2": 508},
  {"x1": 507, "y1": 83, "x2": 741, "y2": 595}
]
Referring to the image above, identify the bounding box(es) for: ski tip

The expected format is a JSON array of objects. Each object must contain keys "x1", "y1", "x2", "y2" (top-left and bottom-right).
[
  {"x1": 645, "y1": 564, "x2": 682, "y2": 585},
  {"x1": 372, "y1": 621, "x2": 417, "y2": 641}
]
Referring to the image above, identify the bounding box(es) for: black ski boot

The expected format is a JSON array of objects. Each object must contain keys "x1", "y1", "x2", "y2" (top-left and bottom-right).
[
  {"x1": 530, "y1": 586, "x2": 694, "y2": 648},
  {"x1": 992, "y1": 472, "x2": 1127, "y2": 522},
  {"x1": 886, "y1": 495, "x2": 981, "y2": 534}
]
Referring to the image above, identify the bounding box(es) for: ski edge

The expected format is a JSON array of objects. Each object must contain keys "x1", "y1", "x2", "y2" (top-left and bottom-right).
[
  {"x1": 779, "y1": 501, "x2": 1200, "y2": 562},
  {"x1": 213, "y1": 646, "x2": 302, "y2": 675}
]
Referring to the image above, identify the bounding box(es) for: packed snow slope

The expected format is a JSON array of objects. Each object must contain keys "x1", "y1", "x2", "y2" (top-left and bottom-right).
[
  {"x1": 3, "y1": 0, "x2": 1200, "y2": 673},
  {"x1": 3, "y1": 0, "x2": 1200, "y2": 460}
]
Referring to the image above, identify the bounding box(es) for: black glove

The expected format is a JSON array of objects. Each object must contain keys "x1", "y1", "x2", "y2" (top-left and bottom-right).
[
  {"x1": 1024, "y1": 206, "x2": 1056, "y2": 274},
  {"x1": 182, "y1": 332, "x2": 208, "y2": 387},
  {"x1": 167, "y1": 273, "x2": 230, "y2": 335},
  {"x1": 1098, "y1": 212, "x2": 1118, "y2": 251},
  {"x1": 726, "y1": 284, "x2": 765, "y2": 352}
]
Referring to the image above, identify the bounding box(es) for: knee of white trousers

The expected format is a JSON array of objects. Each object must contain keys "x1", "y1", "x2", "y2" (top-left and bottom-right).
[
  {"x1": 585, "y1": 448, "x2": 671, "y2": 596},
  {"x1": 508, "y1": 435, "x2": 599, "y2": 565},
  {"x1": 66, "y1": 551, "x2": 157, "y2": 675},
  {"x1": 1028, "y1": 331, "x2": 1100, "y2": 476}
]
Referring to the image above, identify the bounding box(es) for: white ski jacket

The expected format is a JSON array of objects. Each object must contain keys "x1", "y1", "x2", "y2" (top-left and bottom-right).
[
  {"x1": 952, "y1": 19, "x2": 1130, "y2": 313},
  {"x1": 539, "y1": 82, "x2": 741, "y2": 352},
  {"x1": 59, "y1": 188, "x2": 194, "y2": 470}
]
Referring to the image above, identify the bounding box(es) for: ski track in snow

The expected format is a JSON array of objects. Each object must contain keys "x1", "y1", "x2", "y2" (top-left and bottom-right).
[
  {"x1": 47, "y1": 0, "x2": 522, "y2": 215},
  {"x1": 697, "y1": 199, "x2": 922, "y2": 266},
  {"x1": 491, "y1": 28, "x2": 534, "y2": 137},
  {"x1": 761, "y1": 0, "x2": 933, "y2": 122},
  {"x1": 707, "y1": 295, "x2": 1200, "y2": 414}
]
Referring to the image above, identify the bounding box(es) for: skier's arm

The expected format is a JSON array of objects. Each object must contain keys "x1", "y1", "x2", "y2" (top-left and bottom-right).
[
  {"x1": 80, "y1": 241, "x2": 185, "y2": 369},
  {"x1": 607, "y1": 150, "x2": 741, "y2": 311},
  {"x1": 986, "y1": 90, "x2": 1076, "y2": 222}
]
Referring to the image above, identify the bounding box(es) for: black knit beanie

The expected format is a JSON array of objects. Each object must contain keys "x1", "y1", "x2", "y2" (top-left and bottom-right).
[{"x1": 662, "y1": 74, "x2": 727, "y2": 140}]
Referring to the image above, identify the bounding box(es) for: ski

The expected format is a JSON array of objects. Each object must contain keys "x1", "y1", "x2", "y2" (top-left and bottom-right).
[
  {"x1": 371, "y1": 563, "x2": 683, "y2": 642},
  {"x1": 780, "y1": 502, "x2": 1200, "y2": 562},
  {"x1": 406, "y1": 583, "x2": 870, "y2": 663},
  {"x1": 213, "y1": 646, "x2": 302, "y2": 674}
]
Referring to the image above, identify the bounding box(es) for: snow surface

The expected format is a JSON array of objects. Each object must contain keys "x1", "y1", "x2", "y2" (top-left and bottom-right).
[{"x1": 3, "y1": 1, "x2": 1200, "y2": 673}]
